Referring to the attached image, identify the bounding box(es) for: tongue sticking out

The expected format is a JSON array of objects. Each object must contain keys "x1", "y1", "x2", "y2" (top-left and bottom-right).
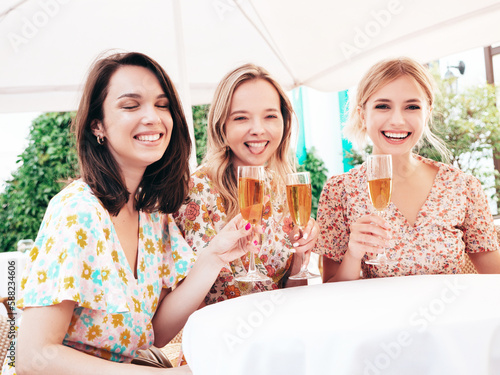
[{"x1": 246, "y1": 141, "x2": 267, "y2": 154}]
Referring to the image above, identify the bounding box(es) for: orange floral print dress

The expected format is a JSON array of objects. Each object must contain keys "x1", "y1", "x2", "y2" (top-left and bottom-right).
[
  {"x1": 173, "y1": 166, "x2": 295, "y2": 305},
  {"x1": 314, "y1": 155, "x2": 499, "y2": 278},
  {"x1": 2, "y1": 180, "x2": 196, "y2": 374}
]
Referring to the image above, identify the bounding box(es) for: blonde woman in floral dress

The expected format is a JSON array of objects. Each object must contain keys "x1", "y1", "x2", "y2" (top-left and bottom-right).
[
  {"x1": 3, "y1": 52, "x2": 258, "y2": 375},
  {"x1": 314, "y1": 57, "x2": 500, "y2": 282},
  {"x1": 173, "y1": 64, "x2": 319, "y2": 305}
]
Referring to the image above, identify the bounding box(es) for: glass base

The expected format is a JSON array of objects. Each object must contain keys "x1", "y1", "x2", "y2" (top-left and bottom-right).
[
  {"x1": 365, "y1": 255, "x2": 397, "y2": 266},
  {"x1": 289, "y1": 270, "x2": 321, "y2": 280},
  {"x1": 235, "y1": 271, "x2": 271, "y2": 283}
]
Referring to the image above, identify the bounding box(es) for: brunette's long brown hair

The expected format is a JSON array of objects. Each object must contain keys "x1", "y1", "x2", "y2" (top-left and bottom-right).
[{"x1": 72, "y1": 52, "x2": 191, "y2": 215}]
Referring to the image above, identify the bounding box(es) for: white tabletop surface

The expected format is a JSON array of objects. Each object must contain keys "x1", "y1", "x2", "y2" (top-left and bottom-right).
[{"x1": 182, "y1": 274, "x2": 500, "y2": 375}]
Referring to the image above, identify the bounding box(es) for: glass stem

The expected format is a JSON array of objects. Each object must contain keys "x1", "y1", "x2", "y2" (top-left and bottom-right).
[
  {"x1": 376, "y1": 209, "x2": 389, "y2": 260},
  {"x1": 299, "y1": 251, "x2": 309, "y2": 272},
  {"x1": 247, "y1": 231, "x2": 261, "y2": 274},
  {"x1": 248, "y1": 250, "x2": 257, "y2": 274}
]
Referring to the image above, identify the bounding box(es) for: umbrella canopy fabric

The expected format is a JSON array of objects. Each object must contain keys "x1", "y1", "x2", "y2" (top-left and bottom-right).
[
  {"x1": 0, "y1": 0, "x2": 288, "y2": 113},
  {"x1": 248, "y1": 0, "x2": 500, "y2": 92},
  {"x1": 1, "y1": 0, "x2": 500, "y2": 115}
]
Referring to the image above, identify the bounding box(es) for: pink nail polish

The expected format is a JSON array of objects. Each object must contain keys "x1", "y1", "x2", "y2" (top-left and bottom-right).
[
  {"x1": 253, "y1": 240, "x2": 258, "y2": 246},
  {"x1": 245, "y1": 222, "x2": 251, "y2": 230}
]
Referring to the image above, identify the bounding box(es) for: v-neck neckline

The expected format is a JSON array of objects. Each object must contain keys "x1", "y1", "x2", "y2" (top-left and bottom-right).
[
  {"x1": 107, "y1": 210, "x2": 143, "y2": 282},
  {"x1": 386, "y1": 157, "x2": 443, "y2": 229}
]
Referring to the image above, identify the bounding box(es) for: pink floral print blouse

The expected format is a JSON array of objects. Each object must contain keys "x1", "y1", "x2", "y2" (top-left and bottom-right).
[
  {"x1": 172, "y1": 167, "x2": 295, "y2": 305},
  {"x1": 314, "y1": 155, "x2": 498, "y2": 278},
  {"x1": 2, "y1": 180, "x2": 196, "y2": 374}
]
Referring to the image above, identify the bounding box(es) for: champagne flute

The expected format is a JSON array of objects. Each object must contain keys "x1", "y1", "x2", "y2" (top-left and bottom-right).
[
  {"x1": 286, "y1": 172, "x2": 320, "y2": 280},
  {"x1": 235, "y1": 166, "x2": 271, "y2": 282},
  {"x1": 365, "y1": 154, "x2": 396, "y2": 266}
]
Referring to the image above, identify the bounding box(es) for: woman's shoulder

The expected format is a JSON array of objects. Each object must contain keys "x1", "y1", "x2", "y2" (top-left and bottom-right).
[
  {"x1": 415, "y1": 155, "x2": 478, "y2": 185},
  {"x1": 189, "y1": 165, "x2": 220, "y2": 196},
  {"x1": 191, "y1": 164, "x2": 214, "y2": 185},
  {"x1": 323, "y1": 165, "x2": 364, "y2": 191},
  {"x1": 192, "y1": 165, "x2": 210, "y2": 181},
  {"x1": 43, "y1": 180, "x2": 108, "y2": 225},
  {"x1": 48, "y1": 180, "x2": 99, "y2": 209}
]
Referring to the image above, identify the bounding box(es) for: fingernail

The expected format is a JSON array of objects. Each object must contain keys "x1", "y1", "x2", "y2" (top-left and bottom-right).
[
  {"x1": 253, "y1": 240, "x2": 258, "y2": 246},
  {"x1": 293, "y1": 242, "x2": 299, "y2": 247},
  {"x1": 303, "y1": 233, "x2": 308, "y2": 240},
  {"x1": 245, "y1": 222, "x2": 251, "y2": 230},
  {"x1": 294, "y1": 234, "x2": 299, "y2": 240}
]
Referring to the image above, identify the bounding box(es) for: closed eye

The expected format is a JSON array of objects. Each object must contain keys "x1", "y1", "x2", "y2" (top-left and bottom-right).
[
  {"x1": 266, "y1": 114, "x2": 278, "y2": 119},
  {"x1": 375, "y1": 104, "x2": 390, "y2": 109},
  {"x1": 156, "y1": 97, "x2": 170, "y2": 108},
  {"x1": 234, "y1": 116, "x2": 247, "y2": 121},
  {"x1": 120, "y1": 100, "x2": 139, "y2": 110}
]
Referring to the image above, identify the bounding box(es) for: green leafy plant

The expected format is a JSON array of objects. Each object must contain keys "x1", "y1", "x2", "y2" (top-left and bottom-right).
[
  {"x1": 193, "y1": 104, "x2": 209, "y2": 165},
  {"x1": 0, "y1": 112, "x2": 77, "y2": 253},
  {"x1": 421, "y1": 75, "x2": 500, "y2": 209}
]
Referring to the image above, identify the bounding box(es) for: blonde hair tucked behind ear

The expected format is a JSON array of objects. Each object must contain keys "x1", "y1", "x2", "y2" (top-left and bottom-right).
[
  {"x1": 344, "y1": 57, "x2": 450, "y2": 161},
  {"x1": 204, "y1": 63, "x2": 295, "y2": 220}
]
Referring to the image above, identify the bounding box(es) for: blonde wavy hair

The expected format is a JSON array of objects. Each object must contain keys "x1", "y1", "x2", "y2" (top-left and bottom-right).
[
  {"x1": 344, "y1": 57, "x2": 450, "y2": 161},
  {"x1": 204, "y1": 63, "x2": 295, "y2": 220}
]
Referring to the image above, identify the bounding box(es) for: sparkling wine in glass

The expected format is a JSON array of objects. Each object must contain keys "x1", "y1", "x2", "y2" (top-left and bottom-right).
[
  {"x1": 365, "y1": 154, "x2": 396, "y2": 266},
  {"x1": 235, "y1": 166, "x2": 271, "y2": 282},
  {"x1": 286, "y1": 172, "x2": 320, "y2": 280}
]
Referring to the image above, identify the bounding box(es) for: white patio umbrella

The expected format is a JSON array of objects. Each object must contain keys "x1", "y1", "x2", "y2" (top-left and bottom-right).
[
  {"x1": 2, "y1": 0, "x2": 500, "y2": 110},
  {"x1": 1, "y1": 0, "x2": 499, "y2": 163}
]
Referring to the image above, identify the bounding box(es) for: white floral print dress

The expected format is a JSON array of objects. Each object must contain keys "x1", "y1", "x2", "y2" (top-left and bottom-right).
[{"x1": 2, "y1": 180, "x2": 196, "y2": 374}]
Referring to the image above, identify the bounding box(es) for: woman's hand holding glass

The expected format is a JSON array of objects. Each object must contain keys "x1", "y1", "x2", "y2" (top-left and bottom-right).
[
  {"x1": 346, "y1": 214, "x2": 392, "y2": 261},
  {"x1": 290, "y1": 217, "x2": 320, "y2": 251},
  {"x1": 235, "y1": 166, "x2": 271, "y2": 282},
  {"x1": 286, "y1": 172, "x2": 321, "y2": 280},
  {"x1": 205, "y1": 213, "x2": 260, "y2": 267},
  {"x1": 364, "y1": 154, "x2": 396, "y2": 265}
]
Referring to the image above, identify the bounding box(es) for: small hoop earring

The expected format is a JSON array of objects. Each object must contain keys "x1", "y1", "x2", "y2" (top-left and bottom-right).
[{"x1": 97, "y1": 135, "x2": 104, "y2": 145}]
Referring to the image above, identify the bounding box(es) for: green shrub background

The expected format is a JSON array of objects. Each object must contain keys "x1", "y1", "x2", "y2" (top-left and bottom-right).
[{"x1": 0, "y1": 112, "x2": 78, "y2": 252}]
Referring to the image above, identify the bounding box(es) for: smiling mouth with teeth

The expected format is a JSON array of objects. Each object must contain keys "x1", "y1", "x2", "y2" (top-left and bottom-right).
[
  {"x1": 382, "y1": 131, "x2": 411, "y2": 140},
  {"x1": 135, "y1": 134, "x2": 163, "y2": 142},
  {"x1": 245, "y1": 141, "x2": 268, "y2": 148}
]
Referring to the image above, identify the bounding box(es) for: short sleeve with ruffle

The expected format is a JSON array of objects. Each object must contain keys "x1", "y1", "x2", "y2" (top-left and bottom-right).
[{"x1": 18, "y1": 180, "x2": 130, "y2": 313}]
